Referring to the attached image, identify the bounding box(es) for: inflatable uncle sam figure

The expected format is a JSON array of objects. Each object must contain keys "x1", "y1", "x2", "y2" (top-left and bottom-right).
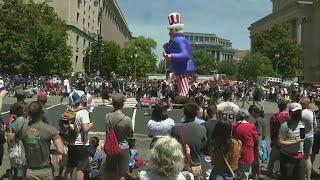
[{"x1": 163, "y1": 12, "x2": 196, "y2": 96}]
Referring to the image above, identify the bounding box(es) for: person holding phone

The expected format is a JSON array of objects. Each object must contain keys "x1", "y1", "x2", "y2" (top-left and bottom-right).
[{"x1": 278, "y1": 103, "x2": 306, "y2": 180}]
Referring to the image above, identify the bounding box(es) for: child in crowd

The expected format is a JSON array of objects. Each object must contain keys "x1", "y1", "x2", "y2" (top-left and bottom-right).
[
  {"x1": 129, "y1": 138, "x2": 144, "y2": 171},
  {"x1": 89, "y1": 137, "x2": 105, "y2": 180},
  {"x1": 7, "y1": 102, "x2": 28, "y2": 180}
]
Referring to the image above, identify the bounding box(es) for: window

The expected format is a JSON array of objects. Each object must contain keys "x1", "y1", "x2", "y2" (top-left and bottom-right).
[
  {"x1": 84, "y1": 0, "x2": 86, "y2": 6},
  {"x1": 88, "y1": 22, "x2": 90, "y2": 28},
  {"x1": 76, "y1": 12, "x2": 80, "y2": 23},
  {"x1": 83, "y1": 18, "x2": 85, "y2": 27},
  {"x1": 76, "y1": 56, "x2": 78, "y2": 67},
  {"x1": 89, "y1": 42, "x2": 91, "y2": 47},
  {"x1": 77, "y1": 0, "x2": 81, "y2": 8},
  {"x1": 76, "y1": 35, "x2": 79, "y2": 46},
  {"x1": 83, "y1": 39, "x2": 86, "y2": 48}
]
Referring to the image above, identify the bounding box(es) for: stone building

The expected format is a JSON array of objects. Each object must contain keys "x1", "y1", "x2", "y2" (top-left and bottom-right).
[
  {"x1": 0, "y1": 0, "x2": 131, "y2": 72},
  {"x1": 249, "y1": 0, "x2": 320, "y2": 82},
  {"x1": 184, "y1": 32, "x2": 235, "y2": 61}
]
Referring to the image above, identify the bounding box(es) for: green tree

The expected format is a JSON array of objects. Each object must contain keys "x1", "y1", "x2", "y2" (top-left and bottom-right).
[
  {"x1": 238, "y1": 53, "x2": 277, "y2": 81},
  {"x1": 193, "y1": 50, "x2": 215, "y2": 75},
  {"x1": 118, "y1": 36, "x2": 157, "y2": 79},
  {"x1": 217, "y1": 60, "x2": 238, "y2": 78},
  {"x1": 155, "y1": 59, "x2": 166, "y2": 74},
  {"x1": 0, "y1": 0, "x2": 72, "y2": 75},
  {"x1": 252, "y1": 23, "x2": 303, "y2": 78},
  {"x1": 83, "y1": 40, "x2": 121, "y2": 77}
]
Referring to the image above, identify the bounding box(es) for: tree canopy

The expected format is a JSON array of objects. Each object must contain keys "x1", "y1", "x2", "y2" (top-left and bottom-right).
[
  {"x1": 119, "y1": 36, "x2": 157, "y2": 79},
  {"x1": 83, "y1": 36, "x2": 157, "y2": 79},
  {"x1": 83, "y1": 40, "x2": 121, "y2": 77},
  {"x1": 0, "y1": 0, "x2": 72, "y2": 75},
  {"x1": 238, "y1": 53, "x2": 277, "y2": 81},
  {"x1": 217, "y1": 60, "x2": 238, "y2": 79},
  {"x1": 252, "y1": 23, "x2": 303, "y2": 78},
  {"x1": 193, "y1": 50, "x2": 215, "y2": 75}
]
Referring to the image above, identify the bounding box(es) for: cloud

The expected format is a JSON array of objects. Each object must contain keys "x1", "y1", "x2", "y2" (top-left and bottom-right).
[{"x1": 117, "y1": 0, "x2": 272, "y2": 60}]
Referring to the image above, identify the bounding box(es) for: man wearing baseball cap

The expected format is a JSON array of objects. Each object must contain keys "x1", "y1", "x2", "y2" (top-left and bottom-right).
[
  {"x1": 278, "y1": 102, "x2": 305, "y2": 180},
  {"x1": 65, "y1": 90, "x2": 93, "y2": 180}
]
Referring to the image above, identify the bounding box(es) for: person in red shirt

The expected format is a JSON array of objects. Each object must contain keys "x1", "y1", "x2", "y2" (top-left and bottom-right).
[
  {"x1": 267, "y1": 100, "x2": 289, "y2": 178},
  {"x1": 233, "y1": 109, "x2": 259, "y2": 180}
]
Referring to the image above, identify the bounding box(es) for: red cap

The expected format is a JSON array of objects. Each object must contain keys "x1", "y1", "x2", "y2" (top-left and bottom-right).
[{"x1": 37, "y1": 92, "x2": 47, "y2": 101}]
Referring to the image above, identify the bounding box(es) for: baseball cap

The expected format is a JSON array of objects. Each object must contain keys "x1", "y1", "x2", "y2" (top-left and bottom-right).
[
  {"x1": 288, "y1": 102, "x2": 302, "y2": 112},
  {"x1": 69, "y1": 90, "x2": 86, "y2": 106},
  {"x1": 37, "y1": 91, "x2": 47, "y2": 101},
  {"x1": 238, "y1": 109, "x2": 250, "y2": 118}
]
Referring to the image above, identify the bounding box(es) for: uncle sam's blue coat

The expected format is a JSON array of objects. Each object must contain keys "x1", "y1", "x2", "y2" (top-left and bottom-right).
[{"x1": 167, "y1": 34, "x2": 196, "y2": 75}]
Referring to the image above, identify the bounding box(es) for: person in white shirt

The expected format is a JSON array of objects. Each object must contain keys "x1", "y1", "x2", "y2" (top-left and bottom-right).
[
  {"x1": 147, "y1": 103, "x2": 175, "y2": 149},
  {"x1": 217, "y1": 89, "x2": 240, "y2": 123},
  {"x1": 60, "y1": 78, "x2": 71, "y2": 103},
  {"x1": 64, "y1": 90, "x2": 93, "y2": 180}
]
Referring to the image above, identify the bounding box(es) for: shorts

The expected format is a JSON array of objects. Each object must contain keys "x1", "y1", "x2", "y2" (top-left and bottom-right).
[
  {"x1": 304, "y1": 137, "x2": 314, "y2": 155},
  {"x1": 105, "y1": 148, "x2": 130, "y2": 177},
  {"x1": 66, "y1": 145, "x2": 89, "y2": 172},
  {"x1": 11, "y1": 165, "x2": 27, "y2": 177},
  {"x1": 312, "y1": 132, "x2": 320, "y2": 155},
  {"x1": 26, "y1": 167, "x2": 53, "y2": 180}
]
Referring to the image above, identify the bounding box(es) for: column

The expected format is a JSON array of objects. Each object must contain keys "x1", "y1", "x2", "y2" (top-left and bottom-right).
[{"x1": 296, "y1": 17, "x2": 303, "y2": 44}]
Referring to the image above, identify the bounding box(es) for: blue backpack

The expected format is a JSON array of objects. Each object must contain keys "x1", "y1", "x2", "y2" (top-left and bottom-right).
[{"x1": 259, "y1": 139, "x2": 269, "y2": 164}]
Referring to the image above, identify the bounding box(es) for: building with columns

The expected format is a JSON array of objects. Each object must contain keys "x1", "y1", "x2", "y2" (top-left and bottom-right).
[
  {"x1": 0, "y1": 0, "x2": 131, "y2": 72},
  {"x1": 184, "y1": 32, "x2": 235, "y2": 61},
  {"x1": 249, "y1": 0, "x2": 320, "y2": 82}
]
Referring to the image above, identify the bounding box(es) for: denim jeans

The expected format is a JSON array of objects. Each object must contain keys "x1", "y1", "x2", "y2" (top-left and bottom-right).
[
  {"x1": 267, "y1": 144, "x2": 281, "y2": 175},
  {"x1": 209, "y1": 169, "x2": 233, "y2": 180}
]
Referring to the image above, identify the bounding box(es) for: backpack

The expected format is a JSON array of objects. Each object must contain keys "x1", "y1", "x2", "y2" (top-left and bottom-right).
[
  {"x1": 9, "y1": 140, "x2": 26, "y2": 165},
  {"x1": 259, "y1": 139, "x2": 269, "y2": 164},
  {"x1": 104, "y1": 115, "x2": 125, "y2": 157},
  {"x1": 59, "y1": 107, "x2": 84, "y2": 143},
  {"x1": 273, "y1": 113, "x2": 285, "y2": 140}
]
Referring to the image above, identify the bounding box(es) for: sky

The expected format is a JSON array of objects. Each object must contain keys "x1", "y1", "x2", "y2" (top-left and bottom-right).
[{"x1": 117, "y1": 0, "x2": 272, "y2": 60}]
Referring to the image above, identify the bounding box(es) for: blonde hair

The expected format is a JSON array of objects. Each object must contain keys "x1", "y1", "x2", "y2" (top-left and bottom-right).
[
  {"x1": 149, "y1": 136, "x2": 184, "y2": 177},
  {"x1": 300, "y1": 97, "x2": 310, "y2": 107}
]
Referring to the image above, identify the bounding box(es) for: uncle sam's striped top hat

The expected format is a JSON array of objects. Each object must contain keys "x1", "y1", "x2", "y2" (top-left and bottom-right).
[{"x1": 168, "y1": 12, "x2": 184, "y2": 29}]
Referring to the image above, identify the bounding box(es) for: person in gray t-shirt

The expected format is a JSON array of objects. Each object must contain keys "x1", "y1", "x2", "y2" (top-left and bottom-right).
[
  {"x1": 15, "y1": 101, "x2": 66, "y2": 180},
  {"x1": 104, "y1": 93, "x2": 133, "y2": 180}
]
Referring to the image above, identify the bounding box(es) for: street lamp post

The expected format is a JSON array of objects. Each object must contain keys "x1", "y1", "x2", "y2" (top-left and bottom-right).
[
  {"x1": 88, "y1": 50, "x2": 92, "y2": 75},
  {"x1": 275, "y1": 53, "x2": 280, "y2": 74},
  {"x1": 130, "y1": 53, "x2": 138, "y2": 81}
]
